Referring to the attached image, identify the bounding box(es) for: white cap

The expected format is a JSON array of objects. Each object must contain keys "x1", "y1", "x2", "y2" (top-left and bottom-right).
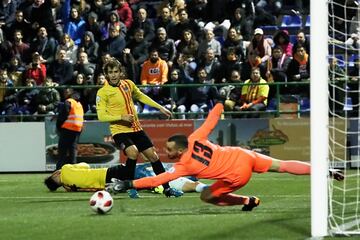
[{"x1": 254, "y1": 28, "x2": 264, "y2": 35}]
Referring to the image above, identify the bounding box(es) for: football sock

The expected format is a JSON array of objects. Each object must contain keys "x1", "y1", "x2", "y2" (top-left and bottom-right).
[
  {"x1": 279, "y1": 161, "x2": 311, "y2": 175},
  {"x1": 151, "y1": 160, "x2": 170, "y2": 189},
  {"x1": 125, "y1": 158, "x2": 137, "y2": 180},
  {"x1": 213, "y1": 193, "x2": 248, "y2": 206}
]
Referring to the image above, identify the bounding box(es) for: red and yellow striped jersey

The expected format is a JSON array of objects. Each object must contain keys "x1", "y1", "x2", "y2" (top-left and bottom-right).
[{"x1": 96, "y1": 79, "x2": 163, "y2": 135}]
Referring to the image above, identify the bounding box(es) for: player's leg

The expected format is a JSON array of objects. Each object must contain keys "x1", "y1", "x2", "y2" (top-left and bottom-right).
[
  {"x1": 169, "y1": 177, "x2": 207, "y2": 193},
  {"x1": 113, "y1": 133, "x2": 140, "y2": 198},
  {"x1": 200, "y1": 180, "x2": 260, "y2": 211},
  {"x1": 252, "y1": 151, "x2": 311, "y2": 175}
]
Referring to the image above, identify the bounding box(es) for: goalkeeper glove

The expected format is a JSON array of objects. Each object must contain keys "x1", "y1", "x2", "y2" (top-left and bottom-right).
[
  {"x1": 163, "y1": 188, "x2": 183, "y2": 198},
  {"x1": 105, "y1": 178, "x2": 133, "y2": 194}
]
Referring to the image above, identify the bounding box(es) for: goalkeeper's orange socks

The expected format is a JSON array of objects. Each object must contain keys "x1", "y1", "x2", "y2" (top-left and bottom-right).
[{"x1": 279, "y1": 160, "x2": 311, "y2": 175}]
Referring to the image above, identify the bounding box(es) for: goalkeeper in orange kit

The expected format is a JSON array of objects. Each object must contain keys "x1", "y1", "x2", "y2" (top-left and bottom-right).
[{"x1": 106, "y1": 103, "x2": 344, "y2": 210}]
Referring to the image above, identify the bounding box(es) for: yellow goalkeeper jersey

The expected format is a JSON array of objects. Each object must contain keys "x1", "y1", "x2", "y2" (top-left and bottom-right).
[
  {"x1": 61, "y1": 163, "x2": 107, "y2": 191},
  {"x1": 96, "y1": 80, "x2": 163, "y2": 135}
]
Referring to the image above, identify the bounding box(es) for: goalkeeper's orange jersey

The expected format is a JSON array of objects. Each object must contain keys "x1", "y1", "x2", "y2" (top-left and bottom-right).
[
  {"x1": 60, "y1": 163, "x2": 107, "y2": 191},
  {"x1": 133, "y1": 103, "x2": 273, "y2": 189},
  {"x1": 96, "y1": 79, "x2": 163, "y2": 135}
]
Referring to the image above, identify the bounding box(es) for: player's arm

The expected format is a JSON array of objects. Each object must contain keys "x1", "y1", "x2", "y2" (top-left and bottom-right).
[
  {"x1": 107, "y1": 163, "x2": 189, "y2": 191},
  {"x1": 188, "y1": 103, "x2": 224, "y2": 141},
  {"x1": 96, "y1": 89, "x2": 122, "y2": 122},
  {"x1": 132, "y1": 82, "x2": 173, "y2": 118}
]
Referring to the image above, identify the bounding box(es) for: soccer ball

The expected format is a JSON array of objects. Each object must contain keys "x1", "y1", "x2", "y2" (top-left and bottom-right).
[{"x1": 89, "y1": 190, "x2": 113, "y2": 214}]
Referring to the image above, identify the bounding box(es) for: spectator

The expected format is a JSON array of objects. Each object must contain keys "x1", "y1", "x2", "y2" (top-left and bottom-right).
[
  {"x1": 4, "y1": 10, "x2": 32, "y2": 43},
  {"x1": 179, "y1": 67, "x2": 220, "y2": 119},
  {"x1": 56, "y1": 33, "x2": 78, "y2": 64},
  {"x1": 221, "y1": 27, "x2": 246, "y2": 64},
  {"x1": 345, "y1": 32, "x2": 360, "y2": 49},
  {"x1": 292, "y1": 30, "x2": 310, "y2": 55},
  {"x1": 247, "y1": 28, "x2": 272, "y2": 68},
  {"x1": 74, "y1": 52, "x2": 96, "y2": 83},
  {"x1": 29, "y1": 0, "x2": 55, "y2": 38},
  {"x1": 186, "y1": 0, "x2": 208, "y2": 23},
  {"x1": 14, "y1": 78, "x2": 39, "y2": 117},
  {"x1": 287, "y1": 44, "x2": 310, "y2": 96},
  {"x1": 170, "y1": 8, "x2": 201, "y2": 41},
  {"x1": 63, "y1": 6, "x2": 86, "y2": 46},
  {"x1": 173, "y1": 53, "x2": 197, "y2": 84},
  {"x1": 197, "y1": 28, "x2": 222, "y2": 60},
  {"x1": 78, "y1": 31, "x2": 99, "y2": 64},
  {"x1": 94, "y1": 52, "x2": 112, "y2": 81},
  {"x1": 149, "y1": 27, "x2": 176, "y2": 69},
  {"x1": 223, "y1": 69, "x2": 243, "y2": 112},
  {"x1": 35, "y1": 77, "x2": 60, "y2": 116},
  {"x1": 273, "y1": 30, "x2": 293, "y2": 57},
  {"x1": 84, "y1": 11, "x2": 103, "y2": 43},
  {"x1": 236, "y1": 67, "x2": 269, "y2": 118},
  {"x1": 141, "y1": 49, "x2": 168, "y2": 86},
  {"x1": 125, "y1": 28, "x2": 149, "y2": 84},
  {"x1": 0, "y1": 0, "x2": 17, "y2": 27},
  {"x1": 252, "y1": 6, "x2": 276, "y2": 29},
  {"x1": 30, "y1": 27, "x2": 57, "y2": 66},
  {"x1": 197, "y1": 48, "x2": 223, "y2": 83},
  {"x1": 115, "y1": 0, "x2": 133, "y2": 30},
  {"x1": 267, "y1": 45, "x2": 291, "y2": 95},
  {"x1": 101, "y1": 25, "x2": 126, "y2": 60},
  {"x1": 11, "y1": 29, "x2": 31, "y2": 64},
  {"x1": 100, "y1": 11, "x2": 127, "y2": 41},
  {"x1": 140, "y1": 49, "x2": 169, "y2": 113},
  {"x1": 230, "y1": 7, "x2": 252, "y2": 41},
  {"x1": 221, "y1": 47, "x2": 242, "y2": 83},
  {"x1": 256, "y1": 0, "x2": 283, "y2": 17},
  {"x1": 129, "y1": 7, "x2": 155, "y2": 43},
  {"x1": 88, "y1": 0, "x2": 110, "y2": 24},
  {"x1": 176, "y1": 29, "x2": 199, "y2": 61},
  {"x1": 7, "y1": 55, "x2": 26, "y2": 86},
  {"x1": 25, "y1": 52, "x2": 46, "y2": 86},
  {"x1": 157, "y1": 0, "x2": 186, "y2": 23},
  {"x1": 48, "y1": 49, "x2": 74, "y2": 86},
  {"x1": 155, "y1": 6, "x2": 176, "y2": 37},
  {"x1": 0, "y1": 66, "x2": 16, "y2": 121}
]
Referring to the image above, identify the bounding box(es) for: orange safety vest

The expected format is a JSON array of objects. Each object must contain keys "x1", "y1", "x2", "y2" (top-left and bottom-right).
[{"x1": 61, "y1": 98, "x2": 84, "y2": 132}]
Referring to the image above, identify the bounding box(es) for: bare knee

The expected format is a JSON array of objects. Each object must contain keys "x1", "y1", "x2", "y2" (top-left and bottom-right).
[
  {"x1": 142, "y1": 147, "x2": 159, "y2": 162},
  {"x1": 125, "y1": 145, "x2": 140, "y2": 159}
]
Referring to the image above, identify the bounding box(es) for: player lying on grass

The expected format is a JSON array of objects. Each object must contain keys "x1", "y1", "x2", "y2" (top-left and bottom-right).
[
  {"x1": 44, "y1": 163, "x2": 206, "y2": 194},
  {"x1": 106, "y1": 103, "x2": 344, "y2": 211}
]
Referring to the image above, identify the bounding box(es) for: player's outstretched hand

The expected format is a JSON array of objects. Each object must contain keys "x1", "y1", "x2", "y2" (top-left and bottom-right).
[
  {"x1": 105, "y1": 178, "x2": 131, "y2": 194},
  {"x1": 329, "y1": 169, "x2": 345, "y2": 181},
  {"x1": 163, "y1": 188, "x2": 183, "y2": 197},
  {"x1": 160, "y1": 106, "x2": 173, "y2": 119}
]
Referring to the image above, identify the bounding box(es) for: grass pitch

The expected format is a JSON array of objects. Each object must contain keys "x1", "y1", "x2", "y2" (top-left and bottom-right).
[{"x1": 0, "y1": 172, "x2": 352, "y2": 240}]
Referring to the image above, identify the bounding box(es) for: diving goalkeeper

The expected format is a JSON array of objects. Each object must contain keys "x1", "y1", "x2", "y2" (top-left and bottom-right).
[{"x1": 106, "y1": 103, "x2": 344, "y2": 211}]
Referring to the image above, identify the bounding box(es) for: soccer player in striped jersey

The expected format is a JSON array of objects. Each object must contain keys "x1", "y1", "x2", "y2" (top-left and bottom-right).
[{"x1": 96, "y1": 58, "x2": 182, "y2": 198}]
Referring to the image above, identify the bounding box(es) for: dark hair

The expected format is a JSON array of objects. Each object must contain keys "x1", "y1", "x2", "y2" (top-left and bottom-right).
[
  {"x1": 44, "y1": 176, "x2": 61, "y2": 191},
  {"x1": 103, "y1": 58, "x2": 127, "y2": 78},
  {"x1": 167, "y1": 134, "x2": 188, "y2": 149}
]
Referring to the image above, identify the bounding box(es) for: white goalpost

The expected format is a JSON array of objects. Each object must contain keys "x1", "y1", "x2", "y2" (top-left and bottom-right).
[
  {"x1": 311, "y1": 0, "x2": 329, "y2": 237},
  {"x1": 312, "y1": 0, "x2": 360, "y2": 237}
]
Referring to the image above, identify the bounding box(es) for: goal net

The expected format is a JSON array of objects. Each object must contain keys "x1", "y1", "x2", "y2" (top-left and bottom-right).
[{"x1": 327, "y1": 0, "x2": 360, "y2": 236}]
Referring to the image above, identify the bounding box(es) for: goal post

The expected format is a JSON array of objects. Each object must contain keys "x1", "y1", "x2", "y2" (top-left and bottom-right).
[{"x1": 311, "y1": 0, "x2": 329, "y2": 237}]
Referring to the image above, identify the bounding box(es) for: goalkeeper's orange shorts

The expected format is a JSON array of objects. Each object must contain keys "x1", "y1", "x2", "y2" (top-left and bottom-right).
[{"x1": 210, "y1": 153, "x2": 273, "y2": 197}]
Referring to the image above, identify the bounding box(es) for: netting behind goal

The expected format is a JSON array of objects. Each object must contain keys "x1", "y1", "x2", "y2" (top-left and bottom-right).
[{"x1": 328, "y1": 0, "x2": 360, "y2": 235}]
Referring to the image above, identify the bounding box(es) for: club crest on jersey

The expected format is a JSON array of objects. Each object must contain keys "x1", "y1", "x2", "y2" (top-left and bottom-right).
[
  {"x1": 96, "y1": 95, "x2": 101, "y2": 104},
  {"x1": 122, "y1": 85, "x2": 129, "y2": 92}
]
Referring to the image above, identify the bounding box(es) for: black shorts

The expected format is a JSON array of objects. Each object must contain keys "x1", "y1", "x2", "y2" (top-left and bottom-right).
[
  {"x1": 113, "y1": 130, "x2": 154, "y2": 153},
  {"x1": 106, "y1": 164, "x2": 128, "y2": 182}
]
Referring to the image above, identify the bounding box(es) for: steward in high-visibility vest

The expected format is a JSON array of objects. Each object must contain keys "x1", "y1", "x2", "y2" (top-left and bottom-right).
[
  {"x1": 61, "y1": 98, "x2": 84, "y2": 132},
  {"x1": 56, "y1": 89, "x2": 84, "y2": 170}
]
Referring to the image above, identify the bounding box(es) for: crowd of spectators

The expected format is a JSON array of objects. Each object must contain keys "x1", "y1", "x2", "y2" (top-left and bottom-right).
[{"x1": 1, "y1": 0, "x2": 353, "y2": 121}]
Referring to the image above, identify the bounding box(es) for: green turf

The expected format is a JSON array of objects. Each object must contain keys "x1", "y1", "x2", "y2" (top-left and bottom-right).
[{"x1": 0, "y1": 173, "x2": 355, "y2": 240}]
